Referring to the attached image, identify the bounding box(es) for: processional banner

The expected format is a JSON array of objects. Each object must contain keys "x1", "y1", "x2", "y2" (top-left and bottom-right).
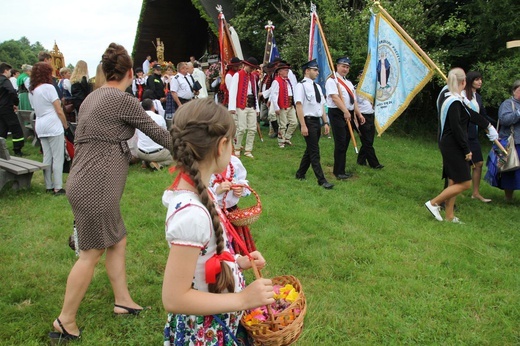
[
  {"x1": 358, "y1": 13, "x2": 434, "y2": 135},
  {"x1": 308, "y1": 8, "x2": 334, "y2": 93}
]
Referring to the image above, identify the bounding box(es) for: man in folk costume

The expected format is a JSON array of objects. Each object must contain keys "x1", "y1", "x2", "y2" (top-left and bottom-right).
[
  {"x1": 132, "y1": 68, "x2": 147, "y2": 101},
  {"x1": 294, "y1": 59, "x2": 334, "y2": 189},
  {"x1": 228, "y1": 57, "x2": 260, "y2": 159},
  {"x1": 259, "y1": 63, "x2": 278, "y2": 138},
  {"x1": 269, "y1": 62, "x2": 298, "y2": 148},
  {"x1": 170, "y1": 62, "x2": 194, "y2": 111},
  {"x1": 220, "y1": 57, "x2": 241, "y2": 107},
  {"x1": 326, "y1": 56, "x2": 365, "y2": 180}
]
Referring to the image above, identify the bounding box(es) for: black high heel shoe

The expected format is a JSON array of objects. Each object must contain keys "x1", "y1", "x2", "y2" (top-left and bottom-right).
[
  {"x1": 114, "y1": 303, "x2": 148, "y2": 316},
  {"x1": 49, "y1": 318, "x2": 81, "y2": 344}
]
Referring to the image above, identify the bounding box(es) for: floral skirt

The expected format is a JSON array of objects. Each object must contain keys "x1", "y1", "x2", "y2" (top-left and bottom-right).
[{"x1": 164, "y1": 312, "x2": 253, "y2": 346}]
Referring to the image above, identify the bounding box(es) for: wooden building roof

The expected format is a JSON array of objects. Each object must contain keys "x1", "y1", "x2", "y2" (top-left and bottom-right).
[{"x1": 132, "y1": 0, "x2": 233, "y2": 68}]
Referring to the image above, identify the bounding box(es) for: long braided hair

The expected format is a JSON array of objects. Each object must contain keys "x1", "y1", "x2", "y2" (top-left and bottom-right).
[{"x1": 170, "y1": 98, "x2": 236, "y2": 293}]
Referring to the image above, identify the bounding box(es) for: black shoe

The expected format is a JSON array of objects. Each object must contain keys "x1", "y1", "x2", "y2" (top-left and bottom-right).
[
  {"x1": 321, "y1": 182, "x2": 334, "y2": 189},
  {"x1": 335, "y1": 173, "x2": 352, "y2": 180},
  {"x1": 54, "y1": 189, "x2": 66, "y2": 196},
  {"x1": 14, "y1": 151, "x2": 24, "y2": 157},
  {"x1": 372, "y1": 164, "x2": 384, "y2": 169},
  {"x1": 295, "y1": 174, "x2": 306, "y2": 181}
]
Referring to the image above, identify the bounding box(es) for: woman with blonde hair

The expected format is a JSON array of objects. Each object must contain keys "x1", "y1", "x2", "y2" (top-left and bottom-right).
[
  {"x1": 93, "y1": 63, "x2": 106, "y2": 90},
  {"x1": 70, "y1": 60, "x2": 90, "y2": 113},
  {"x1": 425, "y1": 68, "x2": 494, "y2": 223}
]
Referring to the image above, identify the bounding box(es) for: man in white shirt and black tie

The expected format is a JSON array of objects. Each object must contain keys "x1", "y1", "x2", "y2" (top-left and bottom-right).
[
  {"x1": 170, "y1": 62, "x2": 194, "y2": 110},
  {"x1": 326, "y1": 56, "x2": 365, "y2": 180},
  {"x1": 294, "y1": 59, "x2": 334, "y2": 189}
]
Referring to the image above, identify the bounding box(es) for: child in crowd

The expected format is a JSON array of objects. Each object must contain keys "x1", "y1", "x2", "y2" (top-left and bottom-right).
[
  {"x1": 210, "y1": 154, "x2": 257, "y2": 255},
  {"x1": 162, "y1": 98, "x2": 273, "y2": 345}
]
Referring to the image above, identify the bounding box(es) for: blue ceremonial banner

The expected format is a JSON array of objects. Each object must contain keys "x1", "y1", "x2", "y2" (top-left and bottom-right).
[
  {"x1": 309, "y1": 11, "x2": 333, "y2": 93},
  {"x1": 358, "y1": 13, "x2": 434, "y2": 135},
  {"x1": 269, "y1": 35, "x2": 280, "y2": 63},
  {"x1": 263, "y1": 23, "x2": 281, "y2": 65}
]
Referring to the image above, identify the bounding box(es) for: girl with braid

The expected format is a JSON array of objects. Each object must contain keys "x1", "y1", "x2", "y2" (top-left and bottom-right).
[{"x1": 162, "y1": 98, "x2": 274, "y2": 345}]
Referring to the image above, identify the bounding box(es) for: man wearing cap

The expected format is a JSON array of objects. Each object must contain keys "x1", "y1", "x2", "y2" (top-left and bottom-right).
[
  {"x1": 356, "y1": 69, "x2": 384, "y2": 169},
  {"x1": 259, "y1": 62, "x2": 278, "y2": 138},
  {"x1": 220, "y1": 57, "x2": 241, "y2": 107},
  {"x1": 269, "y1": 62, "x2": 298, "y2": 148},
  {"x1": 294, "y1": 60, "x2": 334, "y2": 189},
  {"x1": 326, "y1": 56, "x2": 365, "y2": 180},
  {"x1": 170, "y1": 62, "x2": 194, "y2": 110},
  {"x1": 228, "y1": 57, "x2": 260, "y2": 159},
  {"x1": 146, "y1": 64, "x2": 166, "y2": 104}
]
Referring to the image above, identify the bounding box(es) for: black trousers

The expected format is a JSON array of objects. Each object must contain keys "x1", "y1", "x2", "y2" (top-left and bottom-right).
[
  {"x1": 357, "y1": 113, "x2": 380, "y2": 167},
  {"x1": 328, "y1": 107, "x2": 352, "y2": 176},
  {"x1": 0, "y1": 109, "x2": 25, "y2": 152},
  {"x1": 296, "y1": 116, "x2": 327, "y2": 185}
]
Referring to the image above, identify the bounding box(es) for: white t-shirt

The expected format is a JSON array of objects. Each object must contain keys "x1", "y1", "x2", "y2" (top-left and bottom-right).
[
  {"x1": 136, "y1": 110, "x2": 167, "y2": 152},
  {"x1": 28, "y1": 84, "x2": 63, "y2": 137}
]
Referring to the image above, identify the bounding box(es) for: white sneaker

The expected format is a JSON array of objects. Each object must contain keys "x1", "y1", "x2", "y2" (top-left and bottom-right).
[
  {"x1": 425, "y1": 200, "x2": 443, "y2": 221},
  {"x1": 446, "y1": 217, "x2": 464, "y2": 224}
]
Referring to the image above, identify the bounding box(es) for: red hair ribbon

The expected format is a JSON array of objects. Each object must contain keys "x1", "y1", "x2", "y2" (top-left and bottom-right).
[{"x1": 205, "y1": 251, "x2": 235, "y2": 284}]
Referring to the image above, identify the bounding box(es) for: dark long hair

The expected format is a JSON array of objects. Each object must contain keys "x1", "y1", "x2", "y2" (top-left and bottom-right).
[
  {"x1": 464, "y1": 71, "x2": 482, "y2": 101},
  {"x1": 170, "y1": 98, "x2": 236, "y2": 293},
  {"x1": 29, "y1": 62, "x2": 53, "y2": 92}
]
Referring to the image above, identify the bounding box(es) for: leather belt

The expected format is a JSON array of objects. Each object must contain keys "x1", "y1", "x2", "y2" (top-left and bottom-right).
[{"x1": 139, "y1": 148, "x2": 163, "y2": 154}]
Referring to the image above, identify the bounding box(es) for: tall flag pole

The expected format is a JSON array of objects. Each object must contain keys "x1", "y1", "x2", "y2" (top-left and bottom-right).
[
  {"x1": 263, "y1": 21, "x2": 280, "y2": 65},
  {"x1": 216, "y1": 5, "x2": 238, "y2": 76},
  {"x1": 358, "y1": 2, "x2": 441, "y2": 135},
  {"x1": 309, "y1": 3, "x2": 358, "y2": 152}
]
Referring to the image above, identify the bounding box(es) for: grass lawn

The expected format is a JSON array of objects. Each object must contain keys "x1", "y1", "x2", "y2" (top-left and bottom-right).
[{"x1": 1, "y1": 126, "x2": 519, "y2": 345}]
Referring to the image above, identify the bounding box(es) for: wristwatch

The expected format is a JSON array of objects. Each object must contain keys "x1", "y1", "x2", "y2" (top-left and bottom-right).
[{"x1": 322, "y1": 122, "x2": 330, "y2": 126}]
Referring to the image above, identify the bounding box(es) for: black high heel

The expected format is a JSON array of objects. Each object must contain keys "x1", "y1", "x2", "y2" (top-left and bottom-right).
[
  {"x1": 49, "y1": 318, "x2": 81, "y2": 344},
  {"x1": 114, "y1": 303, "x2": 147, "y2": 316}
]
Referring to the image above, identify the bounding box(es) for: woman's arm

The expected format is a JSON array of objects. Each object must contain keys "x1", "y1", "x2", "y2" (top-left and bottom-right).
[
  {"x1": 498, "y1": 99, "x2": 520, "y2": 126},
  {"x1": 52, "y1": 99, "x2": 68, "y2": 129}
]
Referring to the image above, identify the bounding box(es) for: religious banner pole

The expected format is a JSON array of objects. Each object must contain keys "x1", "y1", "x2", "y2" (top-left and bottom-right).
[{"x1": 312, "y1": 3, "x2": 358, "y2": 153}]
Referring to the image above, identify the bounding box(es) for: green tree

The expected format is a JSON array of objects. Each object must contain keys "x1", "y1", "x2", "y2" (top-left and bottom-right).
[{"x1": 0, "y1": 37, "x2": 46, "y2": 70}]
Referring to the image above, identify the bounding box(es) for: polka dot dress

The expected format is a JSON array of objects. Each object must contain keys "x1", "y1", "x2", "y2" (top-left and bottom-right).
[{"x1": 67, "y1": 87, "x2": 172, "y2": 250}]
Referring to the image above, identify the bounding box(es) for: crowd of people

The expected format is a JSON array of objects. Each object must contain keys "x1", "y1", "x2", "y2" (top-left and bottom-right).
[{"x1": 1, "y1": 40, "x2": 520, "y2": 344}]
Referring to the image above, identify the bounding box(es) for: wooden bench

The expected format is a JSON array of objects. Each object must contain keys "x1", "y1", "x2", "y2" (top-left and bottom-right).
[{"x1": 0, "y1": 137, "x2": 49, "y2": 191}]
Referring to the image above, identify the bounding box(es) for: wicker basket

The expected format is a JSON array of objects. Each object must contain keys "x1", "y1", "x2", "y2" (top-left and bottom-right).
[
  {"x1": 241, "y1": 275, "x2": 307, "y2": 345},
  {"x1": 223, "y1": 184, "x2": 262, "y2": 227}
]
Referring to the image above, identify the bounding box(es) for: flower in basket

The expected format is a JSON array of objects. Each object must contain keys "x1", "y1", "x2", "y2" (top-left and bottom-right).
[
  {"x1": 205, "y1": 63, "x2": 220, "y2": 80},
  {"x1": 243, "y1": 284, "x2": 300, "y2": 326}
]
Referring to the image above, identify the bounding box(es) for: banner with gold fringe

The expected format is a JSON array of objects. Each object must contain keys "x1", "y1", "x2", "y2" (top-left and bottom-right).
[{"x1": 358, "y1": 11, "x2": 435, "y2": 135}]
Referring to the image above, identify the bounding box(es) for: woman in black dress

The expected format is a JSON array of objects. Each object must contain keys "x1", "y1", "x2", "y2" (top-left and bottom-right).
[{"x1": 425, "y1": 68, "x2": 491, "y2": 223}]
